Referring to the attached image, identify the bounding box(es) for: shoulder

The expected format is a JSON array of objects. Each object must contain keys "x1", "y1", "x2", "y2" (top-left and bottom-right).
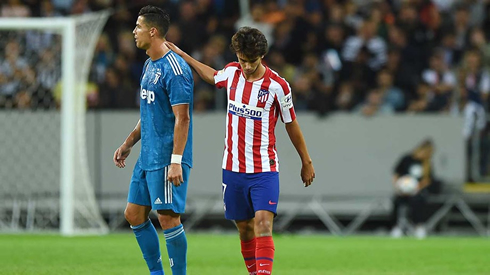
[
  {"x1": 215, "y1": 62, "x2": 240, "y2": 77},
  {"x1": 221, "y1": 62, "x2": 240, "y2": 72},
  {"x1": 268, "y1": 68, "x2": 291, "y2": 94},
  {"x1": 161, "y1": 52, "x2": 188, "y2": 76}
]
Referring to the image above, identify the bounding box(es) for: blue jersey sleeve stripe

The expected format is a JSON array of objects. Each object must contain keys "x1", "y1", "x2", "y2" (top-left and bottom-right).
[
  {"x1": 168, "y1": 53, "x2": 183, "y2": 75},
  {"x1": 169, "y1": 53, "x2": 183, "y2": 74},
  {"x1": 166, "y1": 56, "x2": 179, "y2": 75}
]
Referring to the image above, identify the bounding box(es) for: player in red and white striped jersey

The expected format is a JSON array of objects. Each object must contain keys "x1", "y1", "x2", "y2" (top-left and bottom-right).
[
  {"x1": 165, "y1": 27, "x2": 315, "y2": 275},
  {"x1": 215, "y1": 61, "x2": 296, "y2": 173}
]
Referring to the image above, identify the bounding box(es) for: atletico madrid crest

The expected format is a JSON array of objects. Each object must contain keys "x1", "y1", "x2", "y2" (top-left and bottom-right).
[{"x1": 258, "y1": 89, "x2": 269, "y2": 103}]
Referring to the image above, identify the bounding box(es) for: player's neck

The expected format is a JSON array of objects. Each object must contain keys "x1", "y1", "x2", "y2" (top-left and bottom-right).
[
  {"x1": 146, "y1": 39, "x2": 170, "y2": 61},
  {"x1": 243, "y1": 64, "x2": 266, "y2": 82}
]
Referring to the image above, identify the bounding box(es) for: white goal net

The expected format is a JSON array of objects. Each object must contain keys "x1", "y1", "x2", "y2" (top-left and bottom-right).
[{"x1": 0, "y1": 11, "x2": 111, "y2": 235}]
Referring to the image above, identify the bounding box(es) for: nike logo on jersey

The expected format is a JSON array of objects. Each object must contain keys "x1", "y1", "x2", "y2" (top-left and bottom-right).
[
  {"x1": 259, "y1": 263, "x2": 270, "y2": 266},
  {"x1": 268, "y1": 201, "x2": 277, "y2": 205},
  {"x1": 246, "y1": 263, "x2": 255, "y2": 268}
]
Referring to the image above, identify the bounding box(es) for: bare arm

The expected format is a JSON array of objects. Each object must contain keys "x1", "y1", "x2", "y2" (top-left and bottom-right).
[
  {"x1": 113, "y1": 120, "x2": 141, "y2": 168},
  {"x1": 164, "y1": 41, "x2": 216, "y2": 85},
  {"x1": 419, "y1": 159, "x2": 432, "y2": 190},
  {"x1": 285, "y1": 119, "x2": 315, "y2": 186},
  {"x1": 167, "y1": 104, "x2": 191, "y2": 187},
  {"x1": 171, "y1": 104, "x2": 190, "y2": 156}
]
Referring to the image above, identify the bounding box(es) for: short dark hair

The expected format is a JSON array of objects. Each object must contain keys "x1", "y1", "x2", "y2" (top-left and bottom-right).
[
  {"x1": 230, "y1": 27, "x2": 268, "y2": 59},
  {"x1": 417, "y1": 138, "x2": 434, "y2": 150},
  {"x1": 138, "y1": 5, "x2": 170, "y2": 37}
]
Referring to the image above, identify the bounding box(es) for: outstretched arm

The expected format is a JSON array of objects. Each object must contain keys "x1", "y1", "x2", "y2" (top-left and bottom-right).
[
  {"x1": 285, "y1": 119, "x2": 315, "y2": 187},
  {"x1": 164, "y1": 41, "x2": 216, "y2": 85},
  {"x1": 113, "y1": 120, "x2": 141, "y2": 168}
]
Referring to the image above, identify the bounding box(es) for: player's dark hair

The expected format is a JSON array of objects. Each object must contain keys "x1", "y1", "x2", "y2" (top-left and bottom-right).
[
  {"x1": 138, "y1": 5, "x2": 170, "y2": 37},
  {"x1": 417, "y1": 138, "x2": 433, "y2": 150},
  {"x1": 230, "y1": 27, "x2": 268, "y2": 59}
]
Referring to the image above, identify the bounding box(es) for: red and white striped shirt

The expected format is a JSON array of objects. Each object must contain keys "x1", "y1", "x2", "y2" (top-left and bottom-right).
[{"x1": 214, "y1": 62, "x2": 296, "y2": 173}]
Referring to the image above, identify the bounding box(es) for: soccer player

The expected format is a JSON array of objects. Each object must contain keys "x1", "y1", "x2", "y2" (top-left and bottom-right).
[
  {"x1": 165, "y1": 27, "x2": 315, "y2": 275},
  {"x1": 113, "y1": 6, "x2": 193, "y2": 275}
]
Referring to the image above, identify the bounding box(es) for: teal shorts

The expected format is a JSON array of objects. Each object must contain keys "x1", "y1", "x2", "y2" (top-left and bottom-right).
[{"x1": 128, "y1": 163, "x2": 190, "y2": 213}]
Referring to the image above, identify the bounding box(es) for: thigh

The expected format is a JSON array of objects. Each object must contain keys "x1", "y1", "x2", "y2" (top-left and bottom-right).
[
  {"x1": 249, "y1": 172, "x2": 280, "y2": 216},
  {"x1": 147, "y1": 164, "x2": 190, "y2": 214},
  {"x1": 222, "y1": 169, "x2": 254, "y2": 221},
  {"x1": 127, "y1": 163, "x2": 151, "y2": 207}
]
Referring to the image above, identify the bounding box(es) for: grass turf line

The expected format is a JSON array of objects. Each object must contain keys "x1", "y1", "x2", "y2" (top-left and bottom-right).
[{"x1": 0, "y1": 234, "x2": 488, "y2": 274}]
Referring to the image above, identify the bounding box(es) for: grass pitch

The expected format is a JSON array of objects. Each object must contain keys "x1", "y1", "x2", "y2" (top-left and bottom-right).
[{"x1": 0, "y1": 233, "x2": 488, "y2": 274}]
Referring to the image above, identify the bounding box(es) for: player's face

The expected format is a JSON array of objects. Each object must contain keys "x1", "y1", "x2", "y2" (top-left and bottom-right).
[
  {"x1": 237, "y1": 53, "x2": 263, "y2": 78},
  {"x1": 133, "y1": 16, "x2": 152, "y2": 50}
]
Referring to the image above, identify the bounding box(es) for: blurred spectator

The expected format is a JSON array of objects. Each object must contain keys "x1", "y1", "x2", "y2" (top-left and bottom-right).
[
  {"x1": 458, "y1": 49, "x2": 490, "y2": 181},
  {"x1": 294, "y1": 53, "x2": 333, "y2": 115},
  {"x1": 51, "y1": 0, "x2": 75, "y2": 15},
  {"x1": 262, "y1": 0, "x2": 286, "y2": 25},
  {"x1": 265, "y1": 49, "x2": 295, "y2": 83},
  {"x1": 99, "y1": 67, "x2": 136, "y2": 109},
  {"x1": 468, "y1": 28, "x2": 490, "y2": 69},
  {"x1": 390, "y1": 139, "x2": 441, "y2": 239},
  {"x1": 39, "y1": 0, "x2": 62, "y2": 17},
  {"x1": 1, "y1": 0, "x2": 30, "y2": 17},
  {"x1": 235, "y1": 3, "x2": 274, "y2": 47},
  {"x1": 318, "y1": 23, "x2": 345, "y2": 87},
  {"x1": 376, "y1": 69, "x2": 405, "y2": 111},
  {"x1": 418, "y1": 51, "x2": 456, "y2": 112},
  {"x1": 176, "y1": 0, "x2": 207, "y2": 54},
  {"x1": 334, "y1": 82, "x2": 357, "y2": 112},
  {"x1": 340, "y1": 45, "x2": 377, "y2": 101},
  {"x1": 1, "y1": 0, "x2": 489, "y2": 117},
  {"x1": 355, "y1": 89, "x2": 394, "y2": 117},
  {"x1": 193, "y1": 87, "x2": 214, "y2": 113},
  {"x1": 35, "y1": 49, "x2": 59, "y2": 108},
  {"x1": 93, "y1": 33, "x2": 115, "y2": 83},
  {"x1": 450, "y1": 4, "x2": 471, "y2": 55},
  {"x1": 342, "y1": 20, "x2": 387, "y2": 71}
]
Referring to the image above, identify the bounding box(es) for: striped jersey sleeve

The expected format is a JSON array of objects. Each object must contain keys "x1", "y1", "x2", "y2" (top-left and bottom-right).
[
  {"x1": 164, "y1": 52, "x2": 193, "y2": 106},
  {"x1": 214, "y1": 62, "x2": 240, "y2": 89},
  {"x1": 270, "y1": 70, "x2": 296, "y2": 123}
]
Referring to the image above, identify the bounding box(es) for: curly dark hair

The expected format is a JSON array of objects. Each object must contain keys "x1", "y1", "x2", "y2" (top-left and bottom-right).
[
  {"x1": 138, "y1": 5, "x2": 170, "y2": 38},
  {"x1": 230, "y1": 27, "x2": 268, "y2": 59}
]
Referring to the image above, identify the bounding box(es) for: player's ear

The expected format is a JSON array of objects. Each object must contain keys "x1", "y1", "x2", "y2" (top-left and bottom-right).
[{"x1": 150, "y1": 27, "x2": 157, "y2": 37}]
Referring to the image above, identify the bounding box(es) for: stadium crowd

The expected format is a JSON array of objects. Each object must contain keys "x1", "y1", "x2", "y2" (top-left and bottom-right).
[{"x1": 1, "y1": 0, "x2": 490, "y2": 118}]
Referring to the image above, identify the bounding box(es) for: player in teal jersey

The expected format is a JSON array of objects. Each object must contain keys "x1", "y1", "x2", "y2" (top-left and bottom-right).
[{"x1": 113, "y1": 5, "x2": 193, "y2": 275}]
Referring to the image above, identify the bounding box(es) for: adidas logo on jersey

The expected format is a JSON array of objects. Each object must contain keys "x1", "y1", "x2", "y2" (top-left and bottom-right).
[
  {"x1": 141, "y1": 88, "x2": 155, "y2": 104},
  {"x1": 154, "y1": 198, "x2": 162, "y2": 204}
]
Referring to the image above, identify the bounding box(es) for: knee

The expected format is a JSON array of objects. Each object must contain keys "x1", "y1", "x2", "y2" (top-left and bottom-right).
[
  {"x1": 157, "y1": 210, "x2": 181, "y2": 230},
  {"x1": 254, "y1": 218, "x2": 273, "y2": 235},
  {"x1": 237, "y1": 222, "x2": 254, "y2": 236},
  {"x1": 124, "y1": 207, "x2": 146, "y2": 226},
  {"x1": 235, "y1": 220, "x2": 255, "y2": 240}
]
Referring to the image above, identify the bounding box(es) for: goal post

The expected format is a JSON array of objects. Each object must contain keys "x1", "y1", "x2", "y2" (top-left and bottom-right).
[{"x1": 0, "y1": 11, "x2": 111, "y2": 235}]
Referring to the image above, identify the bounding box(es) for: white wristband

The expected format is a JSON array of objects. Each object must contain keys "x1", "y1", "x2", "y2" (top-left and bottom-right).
[{"x1": 171, "y1": 154, "x2": 182, "y2": 164}]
